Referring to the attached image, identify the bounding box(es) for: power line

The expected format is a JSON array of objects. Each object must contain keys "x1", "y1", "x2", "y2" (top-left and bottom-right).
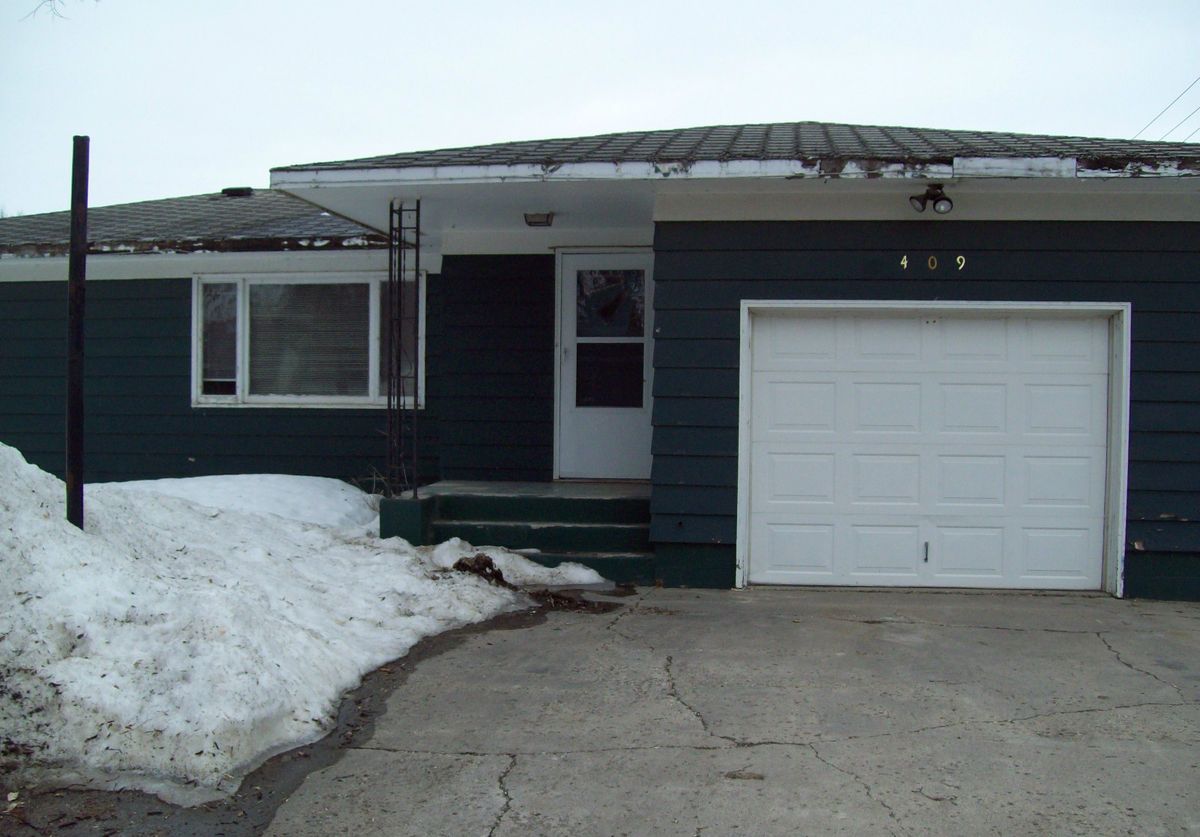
[
  {"x1": 1160, "y1": 101, "x2": 1200, "y2": 141},
  {"x1": 1185, "y1": 124, "x2": 1200, "y2": 142},
  {"x1": 1132, "y1": 72, "x2": 1200, "y2": 139}
]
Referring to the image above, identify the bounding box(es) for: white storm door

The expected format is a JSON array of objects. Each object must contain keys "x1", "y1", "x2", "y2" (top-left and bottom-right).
[{"x1": 557, "y1": 252, "x2": 654, "y2": 479}]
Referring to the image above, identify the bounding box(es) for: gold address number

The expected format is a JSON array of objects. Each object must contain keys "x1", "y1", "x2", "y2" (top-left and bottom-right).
[{"x1": 900, "y1": 255, "x2": 966, "y2": 271}]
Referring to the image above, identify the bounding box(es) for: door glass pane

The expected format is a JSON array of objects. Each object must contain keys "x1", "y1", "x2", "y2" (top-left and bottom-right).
[
  {"x1": 576, "y1": 343, "x2": 643, "y2": 407},
  {"x1": 576, "y1": 270, "x2": 644, "y2": 337},
  {"x1": 249, "y1": 283, "x2": 369, "y2": 396},
  {"x1": 201, "y1": 283, "x2": 237, "y2": 395}
]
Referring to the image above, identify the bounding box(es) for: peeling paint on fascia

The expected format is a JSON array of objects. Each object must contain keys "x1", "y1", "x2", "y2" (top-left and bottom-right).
[
  {"x1": 1075, "y1": 158, "x2": 1200, "y2": 178},
  {"x1": 784, "y1": 160, "x2": 954, "y2": 180},
  {"x1": 953, "y1": 156, "x2": 1078, "y2": 177},
  {"x1": 819, "y1": 158, "x2": 847, "y2": 176},
  {"x1": 837, "y1": 160, "x2": 953, "y2": 179},
  {"x1": 651, "y1": 160, "x2": 695, "y2": 178},
  {"x1": 312, "y1": 238, "x2": 330, "y2": 248},
  {"x1": 340, "y1": 237, "x2": 369, "y2": 247}
]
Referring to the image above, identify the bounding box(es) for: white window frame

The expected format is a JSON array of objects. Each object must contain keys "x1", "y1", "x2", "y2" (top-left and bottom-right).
[{"x1": 191, "y1": 271, "x2": 425, "y2": 409}]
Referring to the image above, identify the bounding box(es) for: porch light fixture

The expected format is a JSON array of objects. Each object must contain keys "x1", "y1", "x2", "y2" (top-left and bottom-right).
[
  {"x1": 909, "y1": 184, "x2": 953, "y2": 214},
  {"x1": 523, "y1": 212, "x2": 554, "y2": 227}
]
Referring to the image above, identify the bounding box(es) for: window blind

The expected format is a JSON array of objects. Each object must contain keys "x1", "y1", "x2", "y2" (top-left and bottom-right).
[{"x1": 249, "y1": 283, "x2": 369, "y2": 396}]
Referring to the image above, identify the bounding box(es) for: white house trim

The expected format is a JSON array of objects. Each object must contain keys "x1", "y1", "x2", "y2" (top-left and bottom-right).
[
  {"x1": 0, "y1": 250, "x2": 392, "y2": 282},
  {"x1": 271, "y1": 156, "x2": 1200, "y2": 191}
]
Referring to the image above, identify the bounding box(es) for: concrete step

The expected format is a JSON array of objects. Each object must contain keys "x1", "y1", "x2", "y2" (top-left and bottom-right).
[
  {"x1": 435, "y1": 493, "x2": 649, "y2": 525},
  {"x1": 431, "y1": 520, "x2": 652, "y2": 554}
]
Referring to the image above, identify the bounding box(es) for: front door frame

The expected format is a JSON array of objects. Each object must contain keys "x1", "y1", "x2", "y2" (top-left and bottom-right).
[
  {"x1": 554, "y1": 247, "x2": 655, "y2": 480},
  {"x1": 735, "y1": 299, "x2": 1132, "y2": 594}
]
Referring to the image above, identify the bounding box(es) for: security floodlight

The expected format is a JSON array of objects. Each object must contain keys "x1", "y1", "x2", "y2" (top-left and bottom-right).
[{"x1": 909, "y1": 184, "x2": 953, "y2": 215}]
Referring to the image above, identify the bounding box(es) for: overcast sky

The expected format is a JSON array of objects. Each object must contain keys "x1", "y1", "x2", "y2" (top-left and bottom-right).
[{"x1": 1, "y1": 0, "x2": 1198, "y2": 216}]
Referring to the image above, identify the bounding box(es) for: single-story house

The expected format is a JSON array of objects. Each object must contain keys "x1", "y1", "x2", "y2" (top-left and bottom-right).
[{"x1": 3, "y1": 121, "x2": 1199, "y2": 599}]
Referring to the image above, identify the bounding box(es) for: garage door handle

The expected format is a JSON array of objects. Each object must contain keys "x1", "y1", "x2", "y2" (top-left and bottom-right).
[{"x1": 923, "y1": 541, "x2": 929, "y2": 563}]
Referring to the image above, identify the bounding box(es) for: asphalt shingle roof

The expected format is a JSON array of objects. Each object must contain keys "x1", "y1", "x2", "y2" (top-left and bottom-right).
[
  {"x1": 272, "y1": 121, "x2": 1200, "y2": 173},
  {"x1": 0, "y1": 189, "x2": 383, "y2": 255}
]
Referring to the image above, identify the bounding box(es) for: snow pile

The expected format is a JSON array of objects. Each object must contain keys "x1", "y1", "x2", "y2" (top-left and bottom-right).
[
  {"x1": 429, "y1": 538, "x2": 607, "y2": 587},
  {"x1": 0, "y1": 444, "x2": 603, "y2": 804},
  {"x1": 105, "y1": 473, "x2": 378, "y2": 528}
]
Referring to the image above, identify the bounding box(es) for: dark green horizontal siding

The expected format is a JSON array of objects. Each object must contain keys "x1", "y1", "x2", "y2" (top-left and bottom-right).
[
  {"x1": 651, "y1": 220, "x2": 1200, "y2": 599},
  {"x1": 427, "y1": 255, "x2": 554, "y2": 482},
  {"x1": 656, "y1": 279, "x2": 1200, "y2": 311},
  {"x1": 0, "y1": 277, "x2": 429, "y2": 485},
  {"x1": 1124, "y1": 553, "x2": 1200, "y2": 600}
]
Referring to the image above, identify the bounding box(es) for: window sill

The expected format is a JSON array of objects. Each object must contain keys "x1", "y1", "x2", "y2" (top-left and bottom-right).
[{"x1": 192, "y1": 399, "x2": 423, "y2": 410}]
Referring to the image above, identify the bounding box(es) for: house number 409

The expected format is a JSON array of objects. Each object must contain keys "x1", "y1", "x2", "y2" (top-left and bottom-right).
[{"x1": 900, "y1": 255, "x2": 966, "y2": 271}]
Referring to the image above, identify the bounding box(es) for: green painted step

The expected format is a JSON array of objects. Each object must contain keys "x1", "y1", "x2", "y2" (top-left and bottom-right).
[
  {"x1": 431, "y1": 520, "x2": 651, "y2": 553},
  {"x1": 435, "y1": 494, "x2": 649, "y2": 525},
  {"x1": 514, "y1": 551, "x2": 656, "y2": 586}
]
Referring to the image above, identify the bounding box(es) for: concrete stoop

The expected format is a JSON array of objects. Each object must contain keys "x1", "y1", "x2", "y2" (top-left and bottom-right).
[{"x1": 380, "y1": 482, "x2": 655, "y2": 584}]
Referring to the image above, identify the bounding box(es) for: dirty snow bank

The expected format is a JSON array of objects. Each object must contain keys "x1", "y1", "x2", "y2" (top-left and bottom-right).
[{"x1": 0, "y1": 444, "x2": 602, "y2": 805}]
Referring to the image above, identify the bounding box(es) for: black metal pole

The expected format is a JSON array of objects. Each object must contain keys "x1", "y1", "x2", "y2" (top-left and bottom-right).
[
  {"x1": 66, "y1": 135, "x2": 89, "y2": 529},
  {"x1": 411, "y1": 200, "x2": 420, "y2": 498}
]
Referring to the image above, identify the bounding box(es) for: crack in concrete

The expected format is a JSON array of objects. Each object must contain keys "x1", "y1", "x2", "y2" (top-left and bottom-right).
[
  {"x1": 487, "y1": 754, "x2": 517, "y2": 837},
  {"x1": 1096, "y1": 632, "x2": 1187, "y2": 700},
  {"x1": 348, "y1": 699, "x2": 1197, "y2": 761},
  {"x1": 663, "y1": 655, "x2": 741, "y2": 747},
  {"x1": 807, "y1": 742, "x2": 902, "y2": 831},
  {"x1": 604, "y1": 598, "x2": 657, "y2": 652},
  {"x1": 914, "y1": 786, "x2": 958, "y2": 804}
]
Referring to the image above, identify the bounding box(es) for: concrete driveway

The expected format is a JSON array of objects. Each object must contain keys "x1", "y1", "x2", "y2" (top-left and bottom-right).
[{"x1": 266, "y1": 588, "x2": 1200, "y2": 836}]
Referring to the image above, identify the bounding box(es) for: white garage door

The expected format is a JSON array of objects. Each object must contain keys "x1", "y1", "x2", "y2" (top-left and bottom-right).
[{"x1": 748, "y1": 310, "x2": 1111, "y2": 589}]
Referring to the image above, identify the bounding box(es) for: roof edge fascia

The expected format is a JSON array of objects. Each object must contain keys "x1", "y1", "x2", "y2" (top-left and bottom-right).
[
  {"x1": 0, "y1": 248, "x2": 389, "y2": 282},
  {"x1": 271, "y1": 156, "x2": 1200, "y2": 189}
]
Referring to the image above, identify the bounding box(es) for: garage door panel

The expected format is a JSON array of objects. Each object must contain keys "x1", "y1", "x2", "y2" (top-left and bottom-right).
[
  {"x1": 1020, "y1": 527, "x2": 1097, "y2": 584},
  {"x1": 762, "y1": 451, "x2": 835, "y2": 504},
  {"x1": 1025, "y1": 383, "x2": 1095, "y2": 434},
  {"x1": 748, "y1": 310, "x2": 1111, "y2": 590},
  {"x1": 939, "y1": 317, "x2": 1009, "y2": 361},
  {"x1": 1024, "y1": 317, "x2": 1106, "y2": 366},
  {"x1": 851, "y1": 454, "x2": 921, "y2": 505},
  {"x1": 849, "y1": 525, "x2": 922, "y2": 576},
  {"x1": 936, "y1": 455, "x2": 1007, "y2": 506},
  {"x1": 753, "y1": 376, "x2": 837, "y2": 437},
  {"x1": 939, "y1": 383, "x2": 1009, "y2": 434},
  {"x1": 934, "y1": 526, "x2": 1006, "y2": 578},
  {"x1": 852, "y1": 317, "x2": 922, "y2": 359},
  {"x1": 853, "y1": 382, "x2": 921, "y2": 432},
  {"x1": 759, "y1": 522, "x2": 835, "y2": 577},
  {"x1": 755, "y1": 316, "x2": 837, "y2": 368},
  {"x1": 1022, "y1": 455, "x2": 1101, "y2": 509}
]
